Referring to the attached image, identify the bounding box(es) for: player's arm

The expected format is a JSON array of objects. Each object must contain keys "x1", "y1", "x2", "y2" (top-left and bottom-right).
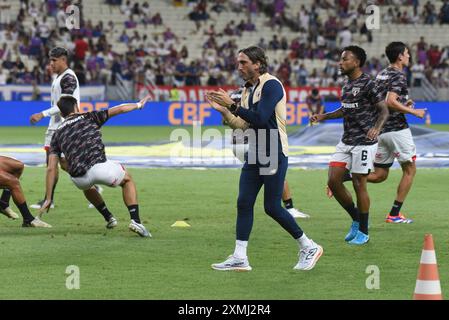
[
  {"x1": 319, "y1": 104, "x2": 325, "y2": 114},
  {"x1": 310, "y1": 107, "x2": 344, "y2": 123},
  {"x1": 107, "y1": 95, "x2": 151, "y2": 118},
  {"x1": 31, "y1": 74, "x2": 79, "y2": 124},
  {"x1": 40, "y1": 153, "x2": 59, "y2": 214},
  {"x1": 386, "y1": 92, "x2": 426, "y2": 118},
  {"x1": 205, "y1": 93, "x2": 249, "y2": 130},
  {"x1": 30, "y1": 106, "x2": 61, "y2": 124},
  {"x1": 207, "y1": 81, "x2": 283, "y2": 128},
  {"x1": 306, "y1": 99, "x2": 313, "y2": 113},
  {"x1": 367, "y1": 100, "x2": 390, "y2": 140},
  {"x1": 232, "y1": 80, "x2": 283, "y2": 128},
  {"x1": 223, "y1": 112, "x2": 249, "y2": 130}
]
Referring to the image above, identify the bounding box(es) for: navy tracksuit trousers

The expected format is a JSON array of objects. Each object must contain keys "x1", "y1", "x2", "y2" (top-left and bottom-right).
[{"x1": 236, "y1": 153, "x2": 304, "y2": 241}]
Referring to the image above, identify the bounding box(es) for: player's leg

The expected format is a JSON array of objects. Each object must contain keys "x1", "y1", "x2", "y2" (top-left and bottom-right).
[
  {"x1": 328, "y1": 143, "x2": 364, "y2": 242},
  {"x1": 82, "y1": 186, "x2": 117, "y2": 229},
  {"x1": 263, "y1": 154, "x2": 322, "y2": 271},
  {"x1": 328, "y1": 166, "x2": 359, "y2": 222},
  {"x1": 384, "y1": 160, "x2": 416, "y2": 224},
  {"x1": 60, "y1": 156, "x2": 104, "y2": 209},
  {"x1": 119, "y1": 167, "x2": 151, "y2": 237},
  {"x1": 87, "y1": 185, "x2": 104, "y2": 208},
  {"x1": 396, "y1": 161, "x2": 416, "y2": 203},
  {"x1": 328, "y1": 164, "x2": 362, "y2": 242},
  {"x1": 385, "y1": 129, "x2": 416, "y2": 223},
  {"x1": 325, "y1": 168, "x2": 352, "y2": 198},
  {"x1": 0, "y1": 169, "x2": 51, "y2": 227},
  {"x1": 351, "y1": 173, "x2": 370, "y2": 237},
  {"x1": 282, "y1": 180, "x2": 310, "y2": 218},
  {"x1": 282, "y1": 180, "x2": 292, "y2": 204},
  {"x1": 0, "y1": 156, "x2": 24, "y2": 178},
  {"x1": 0, "y1": 156, "x2": 24, "y2": 218},
  {"x1": 367, "y1": 166, "x2": 389, "y2": 183},
  {"x1": 212, "y1": 163, "x2": 262, "y2": 271},
  {"x1": 346, "y1": 144, "x2": 377, "y2": 245},
  {"x1": 368, "y1": 132, "x2": 392, "y2": 184}
]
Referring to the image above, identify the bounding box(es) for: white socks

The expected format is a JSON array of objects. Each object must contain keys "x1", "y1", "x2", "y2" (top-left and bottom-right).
[
  {"x1": 233, "y1": 236, "x2": 313, "y2": 259},
  {"x1": 297, "y1": 233, "x2": 313, "y2": 249},
  {"x1": 233, "y1": 240, "x2": 248, "y2": 259}
]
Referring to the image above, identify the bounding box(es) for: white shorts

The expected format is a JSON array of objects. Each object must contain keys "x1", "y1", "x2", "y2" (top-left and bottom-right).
[
  {"x1": 71, "y1": 160, "x2": 126, "y2": 190},
  {"x1": 330, "y1": 141, "x2": 378, "y2": 174},
  {"x1": 44, "y1": 129, "x2": 56, "y2": 150},
  {"x1": 375, "y1": 128, "x2": 416, "y2": 167}
]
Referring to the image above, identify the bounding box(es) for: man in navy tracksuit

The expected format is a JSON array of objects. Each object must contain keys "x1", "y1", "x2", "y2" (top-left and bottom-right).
[{"x1": 206, "y1": 46, "x2": 323, "y2": 271}]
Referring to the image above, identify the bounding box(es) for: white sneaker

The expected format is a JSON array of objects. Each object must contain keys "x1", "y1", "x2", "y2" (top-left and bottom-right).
[
  {"x1": 128, "y1": 219, "x2": 151, "y2": 237},
  {"x1": 211, "y1": 255, "x2": 252, "y2": 271},
  {"x1": 0, "y1": 207, "x2": 19, "y2": 220},
  {"x1": 30, "y1": 200, "x2": 55, "y2": 209},
  {"x1": 294, "y1": 240, "x2": 323, "y2": 271},
  {"x1": 106, "y1": 217, "x2": 118, "y2": 229},
  {"x1": 287, "y1": 208, "x2": 310, "y2": 219},
  {"x1": 88, "y1": 203, "x2": 95, "y2": 209},
  {"x1": 22, "y1": 217, "x2": 52, "y2": 228}
]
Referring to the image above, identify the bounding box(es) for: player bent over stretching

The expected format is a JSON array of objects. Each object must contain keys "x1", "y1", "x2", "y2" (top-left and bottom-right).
[
  {"x1": 0, "y1": 156, "x2": 51, "y2": 227},
  {"x1": 40, "y1": 95, "x2": 152, "y2": 237}
]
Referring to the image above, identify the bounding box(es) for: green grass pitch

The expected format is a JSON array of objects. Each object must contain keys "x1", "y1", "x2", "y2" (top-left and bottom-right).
[{"x1": 0, "y1": 125, "x2": 448, "y2": 299}]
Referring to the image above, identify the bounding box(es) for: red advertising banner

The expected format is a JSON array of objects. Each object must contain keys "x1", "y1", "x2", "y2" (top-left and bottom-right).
[{"x1": 136, "y1": 84, "x2": 341, "y2": 102}]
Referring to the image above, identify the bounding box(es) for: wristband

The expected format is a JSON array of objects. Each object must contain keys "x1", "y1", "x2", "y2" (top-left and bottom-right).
[{"x1": 229, "y1": 103, "x2": 239, "y2": 114}]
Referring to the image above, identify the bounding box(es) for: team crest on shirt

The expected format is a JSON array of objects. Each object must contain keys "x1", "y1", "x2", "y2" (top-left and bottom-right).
[{"x1": 352, "y1": 87, "x2": 360, "y2": 96}]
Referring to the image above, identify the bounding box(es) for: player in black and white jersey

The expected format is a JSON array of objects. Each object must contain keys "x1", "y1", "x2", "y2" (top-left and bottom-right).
[
  {"x1": 29, "y1": 47, "x2": 102, "y2": 210},
  {"x1": 368, "y1": 42, "x2": 427, "y2": 224},
  {"x1": 29, "y1": 47, "x2": 79, "y2": 210},
  {"x1": 311, "y1": 46, "x2": 389, "y2": 245},
  {"x1": 39, "y1": 95, "x2": 152, "y2": 237}
]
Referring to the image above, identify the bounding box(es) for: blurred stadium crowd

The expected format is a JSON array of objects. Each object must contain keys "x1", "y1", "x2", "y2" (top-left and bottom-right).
[{"x1": 0, "y1": 0, "x2": 448, "y2": 91}]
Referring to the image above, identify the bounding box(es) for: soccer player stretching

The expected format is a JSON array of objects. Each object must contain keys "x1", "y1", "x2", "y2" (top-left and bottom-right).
[
  {"x1": 311, "y1": 46, "x2": 389, "y2": 245},
  {"x1": 206, "y1": 46, "x2": 322, "y2": 271},
  {"x1": 39, "y1": 95, "x2": 152, "y2": 237},
  {"x1": 369, "y1": 42, "x2": 426, "y2": 223},
  {"x1": 0, "y1": 156, "x2": 51, "y2": 227},
  {"x1": 29, "y1": 47, "x2": 80, "y2": 210}
]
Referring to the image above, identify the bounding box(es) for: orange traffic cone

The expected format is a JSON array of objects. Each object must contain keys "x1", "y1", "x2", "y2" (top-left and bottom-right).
[{"x1": 413, "y1": 234, "x2": 443, "y2": 300}]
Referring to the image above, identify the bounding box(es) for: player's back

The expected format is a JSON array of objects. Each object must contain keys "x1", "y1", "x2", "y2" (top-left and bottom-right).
[{"x1": 51, "y1": 111, "x2": 109, "y2": 177}]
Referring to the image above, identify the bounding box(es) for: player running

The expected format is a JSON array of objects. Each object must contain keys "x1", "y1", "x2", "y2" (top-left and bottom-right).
[
  {"x1": 39, "y1": 95, "x2": 152, "y2": 237},
  {"x1": 368, "y1": 42, "x2": 427, "y2": 224},
  {"x1": 311, "y1": 46, "x2": 389, "y2": 245}
]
